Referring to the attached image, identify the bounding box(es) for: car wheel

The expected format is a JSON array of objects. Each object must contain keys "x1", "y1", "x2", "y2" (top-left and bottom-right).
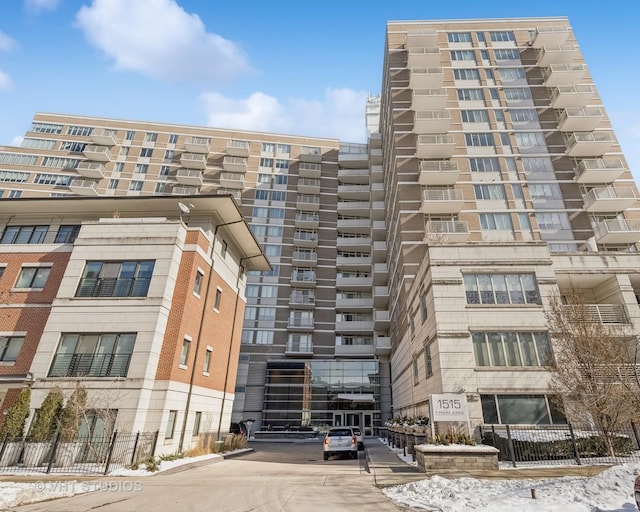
[{"x1": 323, "y1": 453, "x2": 329, "y2": 461}]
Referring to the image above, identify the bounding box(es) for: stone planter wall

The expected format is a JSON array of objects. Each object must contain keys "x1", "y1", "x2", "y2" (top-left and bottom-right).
[{"x1": 415, "y1": 444, "x2": 499, "y2": 473}]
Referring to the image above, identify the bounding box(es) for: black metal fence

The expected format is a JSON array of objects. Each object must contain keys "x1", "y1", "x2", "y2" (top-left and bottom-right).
[
  {"x1": 479, "y1": 422, "x2": 640, "y2": 467},
  {"x1": 0, "y1": 430, "x2": 159, "y2": 475}
]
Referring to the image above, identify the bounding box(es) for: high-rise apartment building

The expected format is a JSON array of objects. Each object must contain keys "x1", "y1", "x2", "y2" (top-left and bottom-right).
[{"x1": 0, "y1": 16, "x2": 638, "y2": 436}]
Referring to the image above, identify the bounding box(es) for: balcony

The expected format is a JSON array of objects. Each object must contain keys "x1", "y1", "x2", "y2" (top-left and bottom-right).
[
  {"x1": 558, "y1": 107, "x2": 604, "y2": 132},
  {"x1": 420, "y1": 188, "x2": 464, "y2": 214},
  {"x1": 337, "y1": 218, "x2": 370, "y2": 231},
  {"x1": 566, "y1": 132, "x2": 615, "y2": 157},
  {"x1": 285, "y1": 339, "x2": 314, "y2": 356},
  {"x1": 293, "y1": 232, "x2": 318, "y2": 248},
  {"x1": 409, "y1": 68, "x2": 444, "y2": 90},
  {"x1": 338, "y1": 184, "x2": 369, "y2": 200},
  {"x1": 424, "y1": 220, "x2": 470, "y2": 242},
  {"x1": 335, "y1": 320, "x2": 375, "y2": 333},
  {"x1": 226, "y1": 139, "x2": 250, "y2": 157},
  {"x1": 407, "y1": 47, "x2": 440, "y2": 67},
  {"x1": 337, "y1": 236, "x2": 371, "y2": 252},
  {"x1": 594, "y1": 218, "x2": 640, "y2": 244},
  {"x1": 411, "y1": 88, "x2": 448, "y2": 111},
  {"x1": 291, "y1": 271, "x2": 316, "y2": 287},
  {"x1": 82, "y1": 145, "x2": 111, "y2": 162},
  {"x1": 219, "y1": 172, "x2": 245, "y2": 189},
  {"x1": 171, "y1": 185, "x2": 199, "y2": 196},
  {"x1": 222, "y1": 155, "x2": 247, "y2": 173},
  {"x1": 374, "y1": 310, "x2": 390, "y2": 330},
  {"x1": 185, "y1": 136, "x2": 211, "y2": 154},
  {"x1": 542, "y1": 63, "x2": 587, "y2": 86},
  {"x1": 335, "y1": 276, "x2": 373, "y2": 290},
  {"x1": 561, "y1": 304, "x2": 628, "y2": 324},
  {"x1": 69, "y1": 179, "x2": 99, "y2": 196},
  {"x1": 574, "y1": 158, "x2": 626, "y2": 184},
  {"x1": 76, "y1": 161, "x2": 105, "y2": 179},
  {"x1": 335, "y1": 343, "x2": 374, "y2": 357},
  {"x1": 337, "y1": 201, "x2": 370, "y2": 217},
  {"x1": 418, "y1": 160, "x2": 459, "y2": 185},
  {"x1": 176, "y1": 168, "x2": 204, "y2": 186},
  {"x1": 298, "y1": 177, "x2": 321, "y2": 195},
  {"x1": 289, "y1": 293, "x2": 315, "y2": 308},
  {"x1": 414, "y1": 110, "x2": 451, "y2": 133},
  {"x1": 339, "y1": 143, "x2": 368, "y2": 168},
  {"x1": 549, "y1": 84, "x2": 596, "y2": 109},
  {"x1": 338, "y1": 168, "x2": 369, "y2": 184},
  {"x1": 48, "y1": 352, "x2": 131, "y2": 378},
  {"x1": 375, "y1": 336, "x2": 391, "y2": 356},
  {"x1": 90, "y1": 129, "x2": 117, "y2": 146},
  {"x1": 336, "y1": 255, "x2": 372, "y2": 270},
  {"x1": 296, "y1": 195, "x2": 320, "y2": 212},
  {"x1": 180, "y1": 152, "x2": 207, "y2": 170},
  {"x1": 406, "y1": 29, "x2": 438, "y2": 48},
  {"x1": 298, "y1": 162, "x2": 322, "y2": 179},
  {"x1": 299, "y1": 146, "x2": 322, "y2": 163},
  {"x1": 292, "y1": 250, "x2": 317, "y2": 266},
  {"x1": 583, "y1": 187, "x2": 637, "y2": 213},
  {"x1": 416, "y1": 134, "x2": 456, "y2": 159},
  {"x1": 531, "y1": 26, "x2": 571, "y2": 48},
  {"x1": 374, "y1": 286, "x2": 389, "y2": 308},
  {"x1": 336, "y1": 296, "x2": 374, "y2": 310},
  {"x1": 537, "y1": 45, "x2": 581, "y2": 66},
  {"x1": 287, "y1": 318, "x2": 315, "y2": 331},
  {"x1": 295, "y1": 212, "x2": 319, "y2": 229}
]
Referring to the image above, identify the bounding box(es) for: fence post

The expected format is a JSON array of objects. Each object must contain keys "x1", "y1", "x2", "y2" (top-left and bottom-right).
[
  {"x1": 0, "y1": 433, "x2": 9, "y2": 463},
  {"x1": 130, "y1": 431, "x2": 141, "y2": 466},
  {"x1": 46, "y1": 431, "x2": 61, "y2": 474},
  {"x1": 505, "y1": 424, "x2": 517, "y2": 468},
  {"x1": 151, "y1": 430, "x2": 159, "y2": 457},
  {"x1": 568, "y1": 423, "x2": 581, "y2": 466},
  {"x1": 103, "y1": 430, "x2": 118, "y2": 476},
  {"x1": 631, "y1": 421, "x2": 640, "y2": 450}
]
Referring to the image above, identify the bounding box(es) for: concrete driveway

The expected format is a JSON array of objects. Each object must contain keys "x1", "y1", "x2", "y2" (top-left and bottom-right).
[{"x1": 13, "y1": 440, "x2": 410, "y2": 511}]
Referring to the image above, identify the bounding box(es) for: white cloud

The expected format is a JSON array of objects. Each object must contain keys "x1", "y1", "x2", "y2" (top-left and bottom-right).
[
  {"x1": 75, "y1": 0, "x2": 252, "y2": 84},
  {"x1": 24, "y1": 0, "x2": 60, "y2": 13},
  {"x1": 0, "y1": 71, "x2": 11, "y2": 90},
  {"x1": 202, "y1": 88, "x2": 369, "y2": 143}
]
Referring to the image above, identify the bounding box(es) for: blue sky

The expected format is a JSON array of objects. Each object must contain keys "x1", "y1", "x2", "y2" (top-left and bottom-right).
[{"x1": 0, "y1": 0, "x2": 639, "y2": 177}]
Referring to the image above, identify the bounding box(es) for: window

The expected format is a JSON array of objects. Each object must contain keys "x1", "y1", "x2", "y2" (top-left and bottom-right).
[
  {"x1": 67, "y1": 126, "x2": 93, "y2": 137},
  {"x1": 515, "y1": 132, "x2": 546, "y2": 148},
  {"x1": 221, "y1": 240, "x2": 228, "y2": 258},
  {"x1": 271, "y1": 191, "x2": 286, "y2": 202},
  {"x1": 125, "y1": 131, "x2": 135, "y2": 141},
  {"x1": 108, "y1": 179, "x2": 119, "y2": 190},
  {"x1": 60, "y1": 141, "x2": 88, "y2": 152},
  {"x1": 261, "y1": 143, "x2": 275, "y2": 153},
  {"x1": 168, "y1": 134, "x2": 178, "y2": 144},
  {"x1": 214, "y1": 288, "x2": 222, "y2": 310},
  {"x1": 277, "y1": 144, "x2": 291, "y2": 154},
  {"x1": 419, "y1": 293, "x2": 428, "y2": 322},
  {"x1": 504, "y1": 88, "x2": 532, "y2": 101},
  {"x1": 255, "y1": 189, "x2": 269, "y2": 201},
  {"x1": 510, "y1": 109, "x2": 538, "y2": 124},
  {"x1": 75, "y1": 260, "x2": 155, "y2": 297},
  {"x1": 465, "y1": 133, "x2": 494, "y2": 147},
  {"x1": 193, "y1": 270, "x2": 204, "y2": 295},
  {"x1": 113, "y1": 162, "x2": 124, "y2": 174},
  {"x1": 193, "y1": 411, "x2": 202, "y2": 435},
  {"x1": 16, "y1": 266, "x2": 51, "y2": 289},
  {"x1": 413, "y1": 359, "x2": 419, "y2": 385},
  {"x1": 287, "y1": 333, "x2": 312, "y2": 353},
  {"x1": 274, "y1": 175, "x2": 288, "y2": 185},
  {"x1": 480, "y1": 213, "x2": 513, "y2": 231},
  {"x1": 424, "y1": 345, "x2": 433, "y2": 377},
  {"x1": 20, "y1": 138, "x2": 56, "y2": 150},
  {"x1": 535, "y1": 212, "x2": 571, "y2": 231},
  {"x1": 453, "y1": 69, "x2": 480, "y2": 80},
  {"x1": 1, "y1": 225, "x2": 48, "y2": 244},
  {"x1": 203, "y1": 349, "x2": 212, "y2": 374},
  {"x1": 159, "y1": 165, "x2": 170, "y2": 177},
  {"x1": 469, "y1": 158, "x2": 500, "y2": 172},
  {"x1": 155, "y1": 183, "x2": 166, "y2": 193},
  {"x1": 0, "y1": 170, "x2": 29, "y2": 183},
  {"x1": 529, "y1": 183, "x2": 562, "y2": 200},
  {"x1": 31, "y1": 122, "x2": 62, "y2": 134},
  {"x1": 450, "y1": 50, "x2": 476, "y2": 61},
  {"x1": 144, "y1": 132, "x2": 158, "y2": 143},
  {"x1": 166, "y1": 410, "x2": 177, "y2": 439},
  {"x1": 0, "y1": 336, "x2": 24, "y2": 362},
  {"x1": 255, "y1": 331, "x2": 274, "y2": 345},
  {"x1": 140, "y1": 148, "x2": 153, "y2": 158},
  {"x1": 474, "y1": 184, "x2": 506, "y2": 200},
  {"x1": 490, "y1": 31, "x2": 515, "y2": 42},
  {"x1": 499, "y1": 68, "x2": 526, "y2": 81},
  {"x1": 472, "y1": 331, "x2": 552, "y2": 367},
  {"x1": 457, "y1": 89, "x2": 484, "y2": 102},
  {"x1": 481, "y1": 394, "x2": 565, "y2": 425},
  {"x1": 447, "y1": 32, "x2": 472, "y2": 43},
  {"x1": 259, "y1": 158, "x2": 273, "y2": 168},
  {"x1": 461, "y1": 110, "x2": 489, "y2": 123},
  {"x1": 463, "y1": 273, "x2": 540, "y2": 305},
  {"x1": 134, "y1": 164, "x2": 148, "y2": 174},
  {"x1": 0, "y1": 267, "x2": 4, "y2": 279},
  {"x1": 54, "y1": 225, "x2": 80, "y2": 244},
  {"x1": 494, "y1": 49, "x2": 520, "y2": 61},
  {"x1": 7, "y1": 191, "x2": 21, "y2": 198},
  {"x1": 48, "y1": 332, "x2": 136, "y2": 377},
  {"x1": 180, "y1": 338, "x2": 191, "y2": 366}
]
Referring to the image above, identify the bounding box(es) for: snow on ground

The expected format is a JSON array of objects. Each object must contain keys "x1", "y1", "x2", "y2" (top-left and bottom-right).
[{"x1": 381, "y1": 440, "x2": 640, "y2": 512}]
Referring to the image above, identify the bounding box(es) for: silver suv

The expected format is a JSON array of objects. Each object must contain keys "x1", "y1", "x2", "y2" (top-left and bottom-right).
[{"x1": 323, "y1": 427, "x2": 358, "y2": 460}]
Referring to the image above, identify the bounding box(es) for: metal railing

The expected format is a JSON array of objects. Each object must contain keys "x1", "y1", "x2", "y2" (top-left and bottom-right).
[
  {"x1": 479, "y1": 422, "x2": 640, "y2": 467},
  {"x1": 48, "y1": 352, "x2": 132, "y2": 378},
  {"x1": 0, "y1": 430, "x2": 158, "y2": 475}
]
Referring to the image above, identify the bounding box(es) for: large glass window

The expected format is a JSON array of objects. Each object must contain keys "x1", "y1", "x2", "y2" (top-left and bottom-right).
[
  {"x1": 463, "y1": 273, "x2": 541, "y2": 305},
  {"x1": 457, "y1": 89, "x2": 484, "y2": 102},
  {"x1": 481, "y1": 394, "x2": 565, "y2": 425},
  {"x1": 461, "y1": 110, "x2": 489, "y2": 123},
  {"x1": 16, "y1": 266, "x2": 51, "y2": 289},
  {"x1": 75, "y1": 261, "x2": 155, "y2": 298},
  {"x1": 465, "y1": 133, "x2": 494, "y2": 147},
  {"x1": 1, "y1": 225, "x2": 48, "y2": 244},
  {"x1": 472, "y1": 331, "x2": 551, "y2": 367},
  {"x1": 0, "y1": 336, "x2": 24, "y2": 362},
  {"x1": 48, "y1": 333, "x2": 136, "y2": 377},
  {"x1": 454, "y1": 69, "x2": 480, "y2": 80},
  {"x1": 474, "y1": 184, "x2": 506, "y2": 200},
  {"x1": 479, "y1": 213, "x2": 513, "y2": 231}
]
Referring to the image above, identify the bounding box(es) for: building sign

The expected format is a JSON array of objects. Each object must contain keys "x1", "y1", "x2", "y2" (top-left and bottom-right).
[{"x1": 429, "y1": 393, "x2": 469, "y2": 422}]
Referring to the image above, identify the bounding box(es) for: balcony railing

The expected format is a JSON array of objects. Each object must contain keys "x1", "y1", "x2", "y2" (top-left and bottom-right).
[
  {"x1": 75, "y1": 277, "x2": 152, "y2": 298},
  {"x1": 561, "y1": 304, "x2": 628, "y2": 324},
  {"x1": 574, "y1": 158, "x2": 626, "y2": 184},
  {"x1": 48, "y1": 352, "x2": 132, "y2": 378}
]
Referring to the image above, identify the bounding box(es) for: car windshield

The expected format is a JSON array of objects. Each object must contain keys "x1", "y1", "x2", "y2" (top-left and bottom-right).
[{"x1": 328, "y1": 429, "x2": 352, "y2": 437}]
